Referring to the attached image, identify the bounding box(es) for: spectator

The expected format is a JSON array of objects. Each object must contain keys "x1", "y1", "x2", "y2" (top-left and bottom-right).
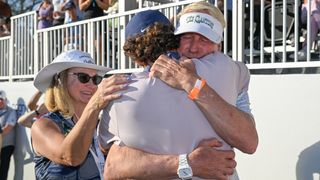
[
  {"x1": 0, "y1": 90, "x2": 17, "y2": 180},
  {"x1": 25, "y1": 90, "x2": 46, "y2": 126},
  {"x1": 293, "y1": 0, "x2": 320, "y2": 60},
  {"x1": 27, "y1": 90, "x2": 43, "y2": 111},
  {"x1": 19, "y1": 91, "x2": 48, "y2": 128},
  {"x1": 18, "y1": 103, "x2": 48, "y2": 128},
  {"x1": 79, "y1": 0, "x2": 110, "y2": 20},
  {"x1": 37, "y1": 0, "x2": 53, "y2": 29},
  {"x1": 0, "y1": 126, "x2": 2, "y2": 156},
  {"x1": 52, "y1": 0, "x2": 65, "y2": 26},
  {"x1": 63, "y1": 0, "x2": 83, "y2": 24},
  {"x1": 63, "y1": 1, "x2": 79, "y2": 23},
  {"x1": 0, "y1": 0, "x2": 12, "y2": 36},
  {"x1": 31, "y1": 50, "x2": 130, "y2": 179},
  {"x1": 13, "y1": 97, "x2": 29, "y2": 180},
  {"x1": 62, "y1": 1, "x2": 81, "y2": 50}
]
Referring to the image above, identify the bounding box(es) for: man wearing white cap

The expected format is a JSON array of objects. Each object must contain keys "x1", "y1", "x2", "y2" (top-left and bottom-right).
[
  {"x1": 151, "y1": 2, "x2": 258, "y2": 155},
  {"x1": 101, "y1": 2, "x2": 258, "y2": 180}
]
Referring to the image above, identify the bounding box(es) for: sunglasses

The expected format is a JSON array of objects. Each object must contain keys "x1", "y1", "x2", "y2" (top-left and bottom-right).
[{"x1": 68, "y1": 72, "x2": 103, "y2": 85}]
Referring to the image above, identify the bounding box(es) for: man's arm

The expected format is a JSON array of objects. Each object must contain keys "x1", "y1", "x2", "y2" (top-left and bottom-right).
[
  {"x1": 150, "y1": 55, "x2": 258, "y2": 154},
  {"x1": 104, "y1": 139, "x2": 236, "y2": 180}
]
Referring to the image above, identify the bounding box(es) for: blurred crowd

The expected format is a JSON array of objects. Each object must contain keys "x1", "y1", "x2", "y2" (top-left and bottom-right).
[
  {"x1": 36, "y1": 0, "x2": 117, "y2": 29},
  {"x1": 0, "y1": 0, "x2": 11, "y2": 37}
]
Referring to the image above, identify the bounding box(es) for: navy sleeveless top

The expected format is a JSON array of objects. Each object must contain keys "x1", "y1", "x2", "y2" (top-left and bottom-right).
[{"x1": 33, "y1": 112, "x2": 102, "y2": 180}]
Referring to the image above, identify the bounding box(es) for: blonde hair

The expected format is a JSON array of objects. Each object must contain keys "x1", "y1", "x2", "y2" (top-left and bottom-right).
[
  {"x1": 178, "y1": 1, "x2": 226, "y2": 29},
  {"x1": 44, "y1": 70, "x2": 74, "y2": 118}
]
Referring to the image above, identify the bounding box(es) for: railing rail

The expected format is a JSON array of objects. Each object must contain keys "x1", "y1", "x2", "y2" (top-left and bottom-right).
[{"x1": 0, "y1": 0, "x2": 319, "y2": 82}]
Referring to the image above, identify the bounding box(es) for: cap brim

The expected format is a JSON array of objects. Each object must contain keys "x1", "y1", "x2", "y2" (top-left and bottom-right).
[
  {"x1": 34, "y1": 62, "x2": 112, "y2": 93},
  {"x1": 174, "y1": 25, "x2": 222, "y2": 44}
]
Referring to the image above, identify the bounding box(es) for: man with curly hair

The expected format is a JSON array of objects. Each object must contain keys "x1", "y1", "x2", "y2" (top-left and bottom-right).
[{"x1": 99, "y1": 2, "x2": 258, "y2": 180}]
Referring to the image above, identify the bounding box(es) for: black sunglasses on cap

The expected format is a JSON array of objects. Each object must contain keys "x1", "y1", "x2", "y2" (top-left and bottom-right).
[{"x1": 68, "y1": 72, "x2": 103, "y2": 85}]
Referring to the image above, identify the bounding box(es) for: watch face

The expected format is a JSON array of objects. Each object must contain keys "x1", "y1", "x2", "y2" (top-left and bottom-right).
[{"x1": 178, "y1": 167, "x2": 192, "y2": 178}]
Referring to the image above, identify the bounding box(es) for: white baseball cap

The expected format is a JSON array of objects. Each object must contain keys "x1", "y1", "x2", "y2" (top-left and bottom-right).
[
  {"x1": 174, "y1": 12, "x2": 223, "y2": 44},
  {"x1": 34, "y1": 50, "x2": 112, "y2": 93},
  {"x1": 0, "y1": 90, "x2": 6, "y2": 100}
]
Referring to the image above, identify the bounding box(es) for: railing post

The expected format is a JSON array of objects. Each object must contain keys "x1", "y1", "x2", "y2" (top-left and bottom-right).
[
  {"x1": 34, "y1": 12, "x2": 39, "y2": 76},
  {"x1": 118, "y1": 1, "x2": 136, "y2": 69},
  {"x1": 233, "y1": 0, "x2": 245, "y2": 62},
  {"x1": 89, "y1": 21, "x2": 95, "y2": 57},
  {"x1": 9, "y1": 17, "x2": 14, "y2": 82}
]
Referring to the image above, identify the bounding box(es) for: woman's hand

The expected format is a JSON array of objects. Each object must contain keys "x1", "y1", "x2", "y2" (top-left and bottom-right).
[
  {"x1": 149, "y1": 54, "x2": 199, "y2": 93},
  {"x1": 90, "y1": 74, "x2": 131, "y2": 110}
]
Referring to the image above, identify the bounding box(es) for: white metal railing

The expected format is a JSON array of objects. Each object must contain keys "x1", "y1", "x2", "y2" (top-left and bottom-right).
[
  {"x1": 0, "y1": 0, "x2": 319, "y2": 82},
  {"x1": 0, "y1": 36, "x2": 10, "y2": 80}
]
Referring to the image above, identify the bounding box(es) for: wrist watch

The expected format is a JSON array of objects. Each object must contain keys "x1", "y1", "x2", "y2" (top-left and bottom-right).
[{"x1": 177, "y1": 154, "x2": 193, "y2": 180}]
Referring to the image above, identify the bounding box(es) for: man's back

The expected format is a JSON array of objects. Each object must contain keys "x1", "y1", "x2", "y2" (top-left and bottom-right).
[{"x1": 100, "y1": 52, "x2": 249, "y2": 153}]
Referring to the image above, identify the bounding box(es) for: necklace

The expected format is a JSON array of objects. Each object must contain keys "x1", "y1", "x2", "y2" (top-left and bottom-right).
[{"x1": 73, "y1": 113, "x2": 80, "y2": 124}]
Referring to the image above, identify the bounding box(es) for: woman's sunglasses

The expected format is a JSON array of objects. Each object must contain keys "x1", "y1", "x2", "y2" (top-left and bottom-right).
[{"x1": 68, "y1": 72, "x2": 103, "y2": 85}]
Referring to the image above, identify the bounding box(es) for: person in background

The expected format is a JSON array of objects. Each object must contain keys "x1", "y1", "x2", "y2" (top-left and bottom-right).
[
  {"x1": 0, "y1": 90, "x2": 17, "y2": 180},
  {"x1": 0, "y1": 126, "x2": 2, "y2": 156},
  {"x1": 18, "y1": 103, "x2": 48, "y2": 128},
  {"x1": 13, "y1": 97, "x2": 29, "y2": 180},
  {"x1": 295, "y1": 0, "x2": 320, "y2": 59},
  {"x1": 37, "y1": 0, "x2": 53, "y2": 29},
  {"x1": 79, "y1": 0, "x2": 110, "y2": 19},
  {"x1": 63, "y1": 0, "x2": 84, "y2": 24},
  {"x1": 62, "y1": 1, "x2": 82, "y2": 50},
  {"x1": 63, "y1": 1, "x2": 79, "y2": 24},
  {"x1": 52, "y1": 0, "x2": 65, "y2": 26},
  {"x1": 31, "y1": 49, "x2": 130, "y2": 179},
  {"x1": 0, "y1": 0, "x2": 12, "y2": 36},
  {"x1": 27, "y1": 90, "x2": 43, "y2": 111}
]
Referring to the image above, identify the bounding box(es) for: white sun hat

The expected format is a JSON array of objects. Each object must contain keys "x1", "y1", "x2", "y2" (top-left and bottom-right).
[
  {"x1": 34, "y1": 49, "x2": 112, "y2": 93},
  {"x1": 174, "y1": 12, "x2": 223, "y2": 44}
]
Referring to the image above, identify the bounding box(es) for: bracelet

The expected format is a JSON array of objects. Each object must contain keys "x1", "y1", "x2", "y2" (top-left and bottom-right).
[
  {"x1": 188, "y1": 78, "x2": 206, "y2": 100},
  {"x1": 34, "y1": 110, "x2": 40, "y2": 116}
]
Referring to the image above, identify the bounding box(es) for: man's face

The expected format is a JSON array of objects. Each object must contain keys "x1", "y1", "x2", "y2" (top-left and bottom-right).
[
  {"x1": 0, "y1": 98, "x2": 5, "y2": 109},
  {"x1": 177, "y1": 33, "x2": 220, "y2": 59}
]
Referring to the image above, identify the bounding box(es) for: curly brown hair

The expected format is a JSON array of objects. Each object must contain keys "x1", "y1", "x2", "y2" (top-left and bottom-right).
[{"x1": 123, "y1": 22, "x2": 180, "y2": 66}]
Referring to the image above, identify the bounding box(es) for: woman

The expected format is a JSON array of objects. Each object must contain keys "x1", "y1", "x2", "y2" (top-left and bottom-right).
[
  {"x1": 37, "y1": 0, "x2": 53, "y2": 29},
  {"x1": 31, "y1": 49, "x2": 130, "y2": 179}
]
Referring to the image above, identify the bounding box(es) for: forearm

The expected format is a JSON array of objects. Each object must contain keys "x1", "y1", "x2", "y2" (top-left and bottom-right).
[
  {"x1": 193, "y1": 84, "x2": 258, "y2": 154},
  {"x1": 28, "y1": 91, "x2": 42, "y2": 110},
  {"x1": 62, "y1": 103, "x2": 100, "y2": 165},
  {"x1": 79, "y1": 0, "x2": 91, "y2": 11},
  {"x1": 96, "y1": 0, "x2": 109, "y2": 10},
  {"x1": 2, "y1": 125, "x2": 13, "y2": 136},
  {"x1": 18, "y1": 111, "x2": 37, "y2": 128},
  {"x1": 105, "y1": 144, "x2": 178, "y2": 180}
]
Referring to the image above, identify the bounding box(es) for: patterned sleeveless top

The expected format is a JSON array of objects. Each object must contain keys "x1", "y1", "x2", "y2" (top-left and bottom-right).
[{"x1": 34, "y1": 112, "x2": 103, "y2": 180}]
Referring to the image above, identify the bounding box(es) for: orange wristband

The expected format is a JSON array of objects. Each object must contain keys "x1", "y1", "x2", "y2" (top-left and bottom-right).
[{"x1": 188, "y1": 78, "x2": 206, "y2": 100}]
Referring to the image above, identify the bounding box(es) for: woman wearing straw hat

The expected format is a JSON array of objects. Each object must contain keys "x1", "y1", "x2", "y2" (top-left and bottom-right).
[{"x1": 31, "y1": 49, "x2": 130, "y2": 179}]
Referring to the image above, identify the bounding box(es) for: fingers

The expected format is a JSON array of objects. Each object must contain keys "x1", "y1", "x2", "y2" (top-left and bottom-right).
[
  {"x1": 93, "y1": 74, "x2": 132, "y2": 109},
  {"x1": 101, "y1": 74, "x2": 131, "y2": 87},
  {"x1": 150, "y1": 54, "x2": 180, "y2": 78},
  {"x1": 179, "y1": 58, "x2": 196, "y2": 73},
  {"x1": 198, "y1": 138, "x2": 223, "y2": 148}
]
